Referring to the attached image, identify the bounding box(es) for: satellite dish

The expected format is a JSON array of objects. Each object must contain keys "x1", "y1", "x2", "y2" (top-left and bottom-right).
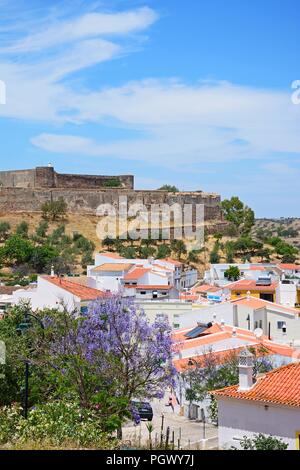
[{"x1": 254, "y1": 328, "x2": 263, "y2": 338}]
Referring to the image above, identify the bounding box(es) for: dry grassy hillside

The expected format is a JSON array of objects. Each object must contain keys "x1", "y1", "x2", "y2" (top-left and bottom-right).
[{"x1": 1, "y1": 212, "x2": 299, "y2": 276}]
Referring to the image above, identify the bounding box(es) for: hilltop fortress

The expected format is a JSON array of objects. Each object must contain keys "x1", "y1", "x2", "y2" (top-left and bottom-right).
[{"x1": 0, "y1": 166, "x2": 223, "y2": 225}]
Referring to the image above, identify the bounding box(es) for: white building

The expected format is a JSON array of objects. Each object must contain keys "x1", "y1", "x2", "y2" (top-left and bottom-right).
[
  {"x1": 231, "y1": 296, "x2": 300, "y2": 345},
  {"x1": 204, "y1": 263, "x2": 281, "y2": 286},
  {"x1": 87, "y1": 252, "x2": 198, "y2": 293},
  {"x1": 214, "y1": 353, "x2": 300, "y2": 450},
  {"x1": 278, "y1": 263, "x2": 300, "y2": 279},
  {"x1": 12, "y1": 276, "x2": 105, "y2": 313}
]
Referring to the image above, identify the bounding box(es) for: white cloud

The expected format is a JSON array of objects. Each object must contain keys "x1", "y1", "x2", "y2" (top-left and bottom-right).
[
  {"x1": 0, "y1": 5, "x2": 158, "y2": 122},
  {"x1": 30, "y1": 80, "x2": 300, "y2": 167},
  {"x1": 1, "y1": 3, "x2": 300, "y2": 172},
  {"x1": 0, "y1": 7, "x2": 158, "y2": 53}
]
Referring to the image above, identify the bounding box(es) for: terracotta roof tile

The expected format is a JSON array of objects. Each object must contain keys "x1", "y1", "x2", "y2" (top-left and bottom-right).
[
  {"x1": 160, "y1": 258, "x2": 182, "y2": 267},
  {"x1": 99, "y1": 252, "x2": 124, "y2": 259},
  {"x1": 212, "y1": 362, "x2": 300, "y2": 408},
  {"x1": 124, "y1": 267, "x2": 151, "y2": 281},
  {"x1": 278, "y1": 264, "x2": 300, "y2": 271},
  {"x1": 231, "y1": 296, "x2": 300, "y2": 315},
  {"x1": 91, "y1": 263, "x2": 134, "y2": 273},
  {"x1": 44, "y1": 276, "x2": 106, "y2": 301},
  {"x1": 226, "y1": 279, "x2": 277, "y2": 292}
]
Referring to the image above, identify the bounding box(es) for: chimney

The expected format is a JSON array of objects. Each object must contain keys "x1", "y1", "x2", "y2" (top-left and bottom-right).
[
  {"x1": 232, "y1": 327, "x2": 237, "y2": 337},
  {"x1": 51, "y1": 265, "x2": 55, "y2": 278},
  {"x1": 238, "y1": 349, "x2": 254, "y2": 391},
  {"x1": 212, "y1": 313, "x2": 217, "y2": 324},
  {"x1": 246, "y1": 290, "x2": 251, "y2": 301}
]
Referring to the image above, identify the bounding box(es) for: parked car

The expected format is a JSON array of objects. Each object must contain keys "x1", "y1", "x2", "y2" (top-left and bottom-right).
[{"x1": 131, "y1": 401, "x2": 153, "y2": 421}]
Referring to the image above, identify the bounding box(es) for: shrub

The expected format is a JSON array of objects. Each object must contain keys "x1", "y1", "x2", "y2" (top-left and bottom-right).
[
  {"x1": 0, "y1": 402, "x2": 117, "y2": 449},
  {"x1": 157, "y1": 185, "x2": 179, "y2": 193},
  {"x1": 103, "y1": 178, "x2": 121, "y2": 188},
  {"x1": 41, "y1": 198, "x2": 67, "y2": 221},
  {"x1": 0, "y1": 222, "x2": 11, "y2": 242}
]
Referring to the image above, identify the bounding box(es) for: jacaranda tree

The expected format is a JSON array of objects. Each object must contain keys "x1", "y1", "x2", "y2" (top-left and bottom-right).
[{"x1": 32, "y1": 295, "x2": 176, "y2": 435}]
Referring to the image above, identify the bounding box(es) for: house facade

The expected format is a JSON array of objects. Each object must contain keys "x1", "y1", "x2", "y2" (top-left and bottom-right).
[{"x1": 213, "y1": 355, "x2": 300, "y2": 450}]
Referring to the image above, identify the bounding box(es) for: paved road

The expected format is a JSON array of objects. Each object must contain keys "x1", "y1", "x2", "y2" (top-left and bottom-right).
[{"x1": 122, "y1": 398, "x2": 218, "y2": 450}]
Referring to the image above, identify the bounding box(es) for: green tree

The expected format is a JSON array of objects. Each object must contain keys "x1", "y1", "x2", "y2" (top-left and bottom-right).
[
  {"x1": 35, "y1": 220, "x2": 49, "y2": 239},
  {"x1": 224, "y1": 241, "x2": 235, "y2": 263},
  {"x1": 234, "y1": 434, "x2": 288, "y2": 451},
  {"x1": 156, "y1": 244, "x2": 171, "y2": 259},
  {"x1": 119, "y1": 246, "x2": 137, "y2": 259},
  {"x1": 0, "y1": 221, "x2": 11, "y2": 242},
  {"x1": 15, "y1": 221, "x2": 29, "y2": 238},
  {"x1": 221, "y1": 197, "x2": 255, "y2": 235},
  {"x1": 1, "y1": 235, "x2": 34, "y2": 265},
  {"x1": 187, "y1": 250, "x2": 199, "y2": 263},
  {"x1": 209, "y1": 250, "x2": 220, "y2": 264},
  {"x1": 224, "y1": 266, "x2": 240, "y2": 281},
  {"x1": 138, "y1": 245, "x2": 156, "y2": 259},
  {"x1": 158, "y1": 185, "x2": 179, "y2": 193},
  {"x1": 102, "y1": 236, "x2": 116, "y2": 251},
  {"x1": 81, "y1": 252, "x2": 94, "y2": 268},
  {"x1": 29, "y1": 245, "x2": 59, "y2": 273},
  {"x1": 41, "y1": 198, "x2": 67, "y2": 221},
  {"x1": 171, "y1": 240, "x2": 187, "y2": 259}
]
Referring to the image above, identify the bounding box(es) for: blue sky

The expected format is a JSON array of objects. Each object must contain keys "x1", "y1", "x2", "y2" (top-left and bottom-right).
[{"x1": 0, "y1": 0, "x2": 300, "y2": 217}]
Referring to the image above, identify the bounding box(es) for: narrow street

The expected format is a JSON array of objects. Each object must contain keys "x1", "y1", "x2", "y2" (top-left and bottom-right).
[{"x1": 122, "y1": 398, "x2": 219, "y2": 450}]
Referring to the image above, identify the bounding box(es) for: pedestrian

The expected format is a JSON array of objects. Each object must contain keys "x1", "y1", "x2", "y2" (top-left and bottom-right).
[{"x1": 168, "y1": 395, "x2": 174, "y2": 413}]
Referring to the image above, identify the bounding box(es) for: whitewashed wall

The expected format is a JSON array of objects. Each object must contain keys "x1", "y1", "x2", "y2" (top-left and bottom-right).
[{"x1": 217, "y1": 396, "x2": 300, "y2": 450}]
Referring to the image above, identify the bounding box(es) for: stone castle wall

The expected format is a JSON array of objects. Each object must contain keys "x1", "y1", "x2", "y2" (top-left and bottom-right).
[
  {"x1": 0, "y1": 167, "x2": 134, "y2": 190},
  {"x1": 0, "y1": 166, "x2": 223, "y2": 222},
  {"x1": 0, "y1": 187, "x2": 222, "y2": 221}
]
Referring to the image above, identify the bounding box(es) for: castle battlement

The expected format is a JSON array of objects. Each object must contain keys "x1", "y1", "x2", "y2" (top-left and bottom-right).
[
  {"x1": 0, "y1": 166, "x2": 134, "y2": 190},
  {"x1": 0, "y1": 166, "x2": 222, "y2": 223}
]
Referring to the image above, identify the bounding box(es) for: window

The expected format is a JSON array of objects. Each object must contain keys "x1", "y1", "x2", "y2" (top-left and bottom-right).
[
  {"x1": 277, "y1": 321, "x2": 286, "y2": 330},
  {"x1": 259, "y1": 320, "x2": 263, "y2": 329},
  {"x1": 254, "y1": 321, "x2": 258, "y2": 329},
  {"x1": 173, "y1": 324, "x2": 180, "y2": 329},
  {"x1": 140, "y1": 291, "x2": 146, "y2": 295}
]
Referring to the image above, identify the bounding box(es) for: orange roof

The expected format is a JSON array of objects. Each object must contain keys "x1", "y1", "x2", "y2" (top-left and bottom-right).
[
  {"x1": 44, "y1": 276, "x2": 106, "y2": 301},
  {"x1": 99, "y1": 252, "x2": 124, "y2": 259},
  {"x1": 124, "y1": 284, "x2": 173, "y2": 290},
  {"x1": 179, "y1": 293, "x2": 199, "y2": 301},
  {"x1": 213, "y1": 362, "x2": 300, "y2": 408},
  {"x1": 160, "y1": 258, "x2": 182, "y2": 267},
  {"x1": 231, "y1": 296, "x2": 300, "y2": 315},
  {"x1": 278, "y1": 264, "x2": 300, "y2": 271},
  {"x1": 174, "y1": 345, "x2": 268, "y2": 372},
  {"x1": 249, "y1": 266, "x2": 266, "y2": 271},
  {"x1": 193, "y1": 285, "x2": 221, "y2": 294},
  {"x1": 91, "y1": 263, "x2": 133, "y2": 273},
  {"x1": 173, "y1": 323, "x2": 269, "y2": 351},
  {"x1": 124, "y1": 267, "x2": 150, "y2": 281},
  {"x1": 174, "y1": 343, "x2": 295, "y2": 372},
  {"x1": 227, "y1": 279, "x2": 277, "y2": 292}
]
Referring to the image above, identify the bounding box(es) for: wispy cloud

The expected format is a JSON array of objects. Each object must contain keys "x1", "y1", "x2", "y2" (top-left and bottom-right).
[
  {"x1": 30, "y1": 79, "x2": 300, "y2": 167},
  {"x1": 0, "y1": 7, "x2": 157, "y2": 53},
  {"x1": 1, "y1": 2, "x2": 300, "y2": 175},
  {"x1": 0, "y1": 3, "x2": 158, "y2": 121}
]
